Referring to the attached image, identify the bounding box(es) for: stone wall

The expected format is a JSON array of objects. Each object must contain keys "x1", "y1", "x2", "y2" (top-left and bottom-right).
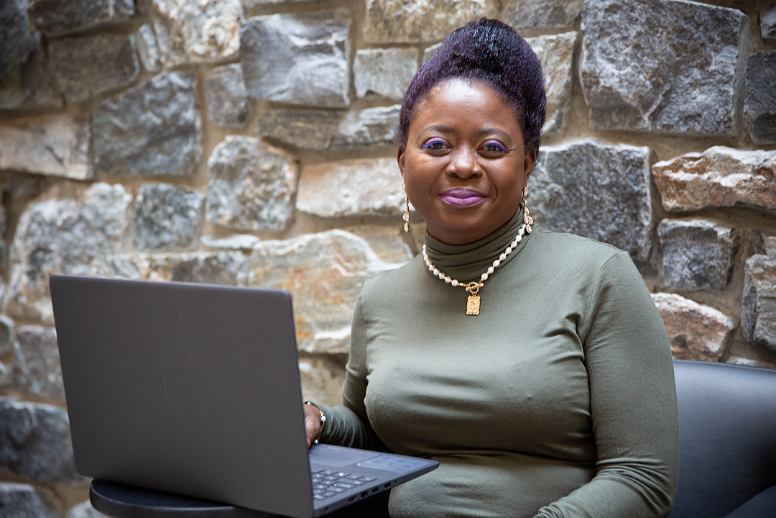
[{"x1": 0, "y1": 0, "x2": 775, "y2": 515}]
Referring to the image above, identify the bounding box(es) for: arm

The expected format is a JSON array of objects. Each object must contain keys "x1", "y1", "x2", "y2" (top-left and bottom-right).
[{"x1": 536, "y1": 252, "x2": 680, "y2": 518}]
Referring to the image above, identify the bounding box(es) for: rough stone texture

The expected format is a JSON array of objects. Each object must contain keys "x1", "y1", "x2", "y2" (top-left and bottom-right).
[
  {"x1": 297, "y1": 158, "x2": 404, "y2": 218},
  {"x1": 89, "y1": 252, "x2": 249, "y2": 286},
  {"x1": 354, "y1": 48, "x2": 418, "y2": 101},
  {"x1": 0, "y1": 483, "x2": 59, "y2": 518},
  {"x1": 0, "y1": 35, "x2": 63, "y2": 110},
  {"x1": 363, "y1": 0, "x2": 500, "y2": 43},
  {"x1": 204, "y1": 64, "x2": 250, "y2": 129},
  {"x1": 0, "y1": 398, "x2": 84, "y2": 484},
  {"x1": 742, "y1": 254, "x2": 776, "y2": 354},
  {"x1": 653, "y1": 147, "x2": 776, "y2": 214},
  {"x1": 422, "y1": 43, "x2": 440, "y2": 64},
  {"x1": 136, "y1": 24, "x2": 162, "y2": 73},
  {"x1": 651, "y1": 292, "x2": 735, "y2": 361},
  {"x1": 0, "y1": 315, "x2": 15, "y2": 355},
  {"x1": 133, "y1": 184, "x2": 204, "y2": 251},
  {"x1": 207, "y1": 136, "x2": 299, "y2": 232},
  {"x1": 658, "y1": 219, "x2": 742, "y2": 292},
  {"x1": 148, "y1": 0, "x2": 242, "y2": 68},
  {"x1": 255, "y1": 105, "x2": 398, "y2": 151},
  {"x1": 67, "y1": 501, "x2": 110, "y2": 518},
  {"x1": 344, "y1": 226, "x2": 413, "y2": 265},
  {"x1": 6, "y1": 183, "x2": 131, "y2": 324},
  {"x1": 762, "y1": 4, "x2": 776, "y2": 41},
  {"x1": 250, "y1": 230, "x2": 390, "y2": 353},
  {"x1": 0, "y1": 0, "x2": 39, "y2": 77},
  {"x1": 241, "y1": 10, "x2": 350, "y2": 108},
  {"x1": 580, "y1": 0, "x2": 747, "y2": 135},
  {"x1": 48, "y1": 34, "x2": 140, "y2": 104},
  {"x1": 93, "y1": 72, "x2": 201, "y2": 177},
  {"x1": 530, "y1": 139, "x2": 652, "y2": 262},
  {"x1": 0, "y1": 204, "x2": 7, "y2": 270},
  {"x1": 12, "y1": 326, "x2": 62, "y2": 400},
  {"x1": 526, "y1": 31, "x2": 577, "y2": 135},
  {"x1": 0, "y1": 362, "x2": 11, "y2": 388},
  {"x1": 744, "y1": 51, "x2": 776, "y2": 144},
  {"x1": 299, "y1": 358, "x2": 345, "y2": 407},
  {"x1": 0, "y1": 114, "x2": 91, "y2": 180},
  {"x1": 201, "y1": 234, "x2": 260, "y2": 250},
  {"x1": 503, "y1": 0, "x2": 583, "y2": 29},
  {"x1": 29, "y1": 0, "x2": 134, "y2": 37}
]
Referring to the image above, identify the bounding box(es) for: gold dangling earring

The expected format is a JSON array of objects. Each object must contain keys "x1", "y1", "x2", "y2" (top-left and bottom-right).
[
  {"x1": 522, "y1": 186, "x2": 533, "y2": 233},
  {"x1": 402, "y1": 183, "x2": 410, "y2": 232}
]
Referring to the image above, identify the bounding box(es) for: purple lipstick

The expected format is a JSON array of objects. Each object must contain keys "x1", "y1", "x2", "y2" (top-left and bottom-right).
[{"x1": 439, "y1": 188, "x2": 487, "y2": 207}]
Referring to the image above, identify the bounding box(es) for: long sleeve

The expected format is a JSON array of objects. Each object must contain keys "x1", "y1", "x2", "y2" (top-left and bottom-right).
[{"x1": 535, "y1": 252, "x2": 680, "y2": 518}]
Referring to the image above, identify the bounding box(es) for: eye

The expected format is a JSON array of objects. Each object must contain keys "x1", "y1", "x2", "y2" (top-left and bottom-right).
[
  {"x1": 479, "y1": 140, "x2": 507, "y2": 155},
  {"x1": 421, "y1": 138, "x2": 449, "y2": 151}
]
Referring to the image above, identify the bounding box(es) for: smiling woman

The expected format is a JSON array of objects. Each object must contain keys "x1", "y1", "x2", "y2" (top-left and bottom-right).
[{"x1": 304, "y1": 18, "x2": 680, "y2": 518}]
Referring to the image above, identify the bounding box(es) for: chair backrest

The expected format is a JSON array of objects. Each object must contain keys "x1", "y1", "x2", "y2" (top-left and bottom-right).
[{"x1": 668, "y1": 360, "x2": 776, "y2": 518}]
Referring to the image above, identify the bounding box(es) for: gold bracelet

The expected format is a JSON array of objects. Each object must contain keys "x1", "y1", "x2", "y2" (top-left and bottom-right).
[{"x1": 304, "y1": 401, "x2": 326, "y2": 444}]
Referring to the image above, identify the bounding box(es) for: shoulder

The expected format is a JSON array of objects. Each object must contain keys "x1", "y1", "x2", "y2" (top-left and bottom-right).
[{"x1": 361, "y1": 254, "x2": 426, "y2": 303}]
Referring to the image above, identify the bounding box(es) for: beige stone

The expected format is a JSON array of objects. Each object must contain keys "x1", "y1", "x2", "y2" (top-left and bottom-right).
[
  {"x1": 299, "y1": 357, "x2": 345, "y2": 407},
  {"x1": 651, "y1": 293, "x2": 735, "y2": 361},
  {"x1": 344, "y1": 226, "x2": 414, "y2": 265},
  {"x1": 354, "y1": 48, "x2": 418, "y2": 101},
  {"x1": 527, "y1": 32, "x2": 577, "y2": 136},
  {"x1": 653, "y1": 147, "x2": 776, "y2": 214}
]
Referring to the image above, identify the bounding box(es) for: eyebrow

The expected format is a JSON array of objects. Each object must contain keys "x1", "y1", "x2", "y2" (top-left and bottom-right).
[{"x1": 420, "y1": 125, "x2": 512, "y2": 140}]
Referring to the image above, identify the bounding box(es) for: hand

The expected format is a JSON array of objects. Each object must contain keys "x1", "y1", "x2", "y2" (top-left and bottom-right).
[{"x1": 303, "y1": 403, "x2": 323, "y2": 447}]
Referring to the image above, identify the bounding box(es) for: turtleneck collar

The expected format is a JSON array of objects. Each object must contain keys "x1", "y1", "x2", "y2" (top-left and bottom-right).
[{"x1": 423, "y1": 204, "x2": 532, "y2": 282}]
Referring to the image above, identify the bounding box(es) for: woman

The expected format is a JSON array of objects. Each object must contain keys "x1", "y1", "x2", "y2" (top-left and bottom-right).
[{"x1": 304, "y1": 18, "x2": 679, "y2": 518}]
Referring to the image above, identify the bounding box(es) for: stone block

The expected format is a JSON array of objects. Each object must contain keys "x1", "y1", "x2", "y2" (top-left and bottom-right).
[
  {"x1": 299, "y1": 357, "x2": 345, "y2": 407},
  {"x1": 530, "y1": 139, "x2": 652, "y2": 261},
  {"x1": 249, "y1": 230, "x2": 389, "y2": 353},
  {"x1": 207, "y1": 136, "x2": 299, "y2": 232},
  {"x1": 0, "y1": 483, "x2": 59, "y2": 518},
  {"x1": 12, "y1": 325, "x2": 62, "y2": 400},
  {"x1": 0, "y1": 114, "x2": 91, "y2": 180},
  {"x1": 241, "y1": 10, "x2": 350, "y2": 108},
  {"x1": 133, "y1": 184, "x2": 204, "y2": 251},
  {"x1": 136, "y1": 24, "x2": 161, "y2": 73},
  {"x1": 297, "y1": 158, "x2": 404, "y2": 218},
  {"x1": 148, "y1": 0, "x2": 242, "y2": 68},
  {"x1": 0, "y1": 362, "x2": 10, "y2": 388},
  {"x1": 422, "y1": 43, "x2": 440, "y2": 64},
  {"x1": 67, "y1": 501, "x2": 110, "y2": 518},
  {"x1": 344, "y1": 226, "x2": 413, "y2": 265},
  {"x1": 363, "y1": 0, "x2": 500, "y2": 43},
  {"x1": 90, "y1": 252, "x2": 248, "y2": 286},
  {"x1": 0, "y1": 398, "x2": 84, "y2": 484},
  {"x1": 201, "y1": 234, "x2": 260, "y2": 250},
  {"x1": 93, "y1": 72, "x2": 201, "y2": 177},
  {"x1": 204, "y1": 64, "x2": 250, "y2": 129},
  {"x1": 29, "y1": 0, "x2": 133, "y2": 37},
  {"x1": 255, "y1": 105, "x2": 398, "y2": 151},
  {"x1": 0, "y1": 315, "x2": 14, "y2": 355},
  {"x1": 653, "y1": 147, "x2": 776, "y2": 214},
  {"x1": 658, "y1": 219, "x2": 742, "y2": 291},
  {"x1": 744, "y1": 51, "x2": 776, "y2": 144},
  {"x1": 762, "y1": 4, "x2": 776, "y2": 41},
  {"x1": 0, "y1": 0, "x2": 39, "y2": 76},
  {"x1": 0, "y1": 204, "x2": 8, "y2": 270},
  {"x1": 503, "y1": 0, "x2": 583, "y2": 29},
  {"x1": 742, "y1": 254, "x2": 776, "y2": 354},
  {"x1": 0, "y1": 35, "x2": 63, "y2": 110},
  {"x1": 6, "y1": 183, "x2": 131, "y2": 324},
  {"x1": 354, "y1": 48, "x2": 418, "y2": 101},
  {"x1": 651, "y1": 292, "x2": 734, "y2": 361},
  {"x1": 526, "y1": 31, "x2": 577, "y2": 135},
  {"x1": 580, "y1": 0, "x2": 747, "y2": 135}
]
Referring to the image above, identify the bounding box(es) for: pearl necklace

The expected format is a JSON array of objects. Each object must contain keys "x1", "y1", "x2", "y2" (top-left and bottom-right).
[{"x1": 422, "y1": 211, "x2": 533, "y2": 316}]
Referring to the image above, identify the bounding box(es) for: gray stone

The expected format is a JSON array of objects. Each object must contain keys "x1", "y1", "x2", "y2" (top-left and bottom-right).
[
  {"x1": 12, "y1": 326, "x2": 62, "y2": 400},
  {"x1": 0, "y1": 398, "x2": 84, "y2": 484},
  {"x1": 422, "y1": 43, "x2": 441, "y2": 64},
  {"x1": 0, "y1": 362, "x2": 11, "y2": 388},
  {"x1": 503, "y1": 0, "x2": 583, "y2": 29},
  {"x1": 28, "y1": 0, "x2": 134, "y2": 37},
  {"x1": 4, "y1": 177, "x2": 44, "y2": 200},
  {"x1": 201, "y1": 234, "x2": 260, "y2": 250},
  {"x1": 136, "y1": 24, "x2": 161, "y2": 73},
  {"x1": 354, "y1": 48, "x2": 418, "y2": 101},
  {"x1": 204, "y1": 64, "x2": 250, "y2": 129},
  {"x1": 762, "y1": 4, "x2": 776, "y2": 41},
  {"x1": 148, "y1": 0, "x2": 243, "y2": 68},
  {"x1": 658, "y1": 219, "x2": 742, "y2": 291},
  {"x1": 0, "y1": 0, "x2": 39, "y2": 77},
  {"x1": 241, "y1": 10, "x2": 350, "y2": 108},
  {"x1": 0, "y1": 34, "x2": 62, "y2": 110},
  {"x1": 0, "y1": 315, "x2": 14, "y2": 355},
  {"x1": 651, "y1": 292, "x2": 734, "y2": 361},
  {"x1": 299, "y1": 358, "x2": 345, "y2": 407},
  {"x1": 0, "y1": 114, "x2": 91, "y2": 180},
  {"x1": 93, "y1": 72, "x2": 201, "y2": 177},
  {"x1": 66, "y1": 501, "x2": 110, "y2": 518},
  {"x1": 653, "y1": 147, "x2": 776, "y2": 214},
  {"x1": 526, "y1": 31, "x2": 577, "y2": 135},
  {"x1": 249, "y1": 230, "x2": 390, "y2": 354},
  {"x1": 745, "y1": 51, "x2": 776, "y2": 144},
  {"x1": 297, "y1": 158, "x2": 404, "y2": 218},
  {"x1": 742, "y1": 254, "x2": 776, "y2": 353},
  {"x1": 0, "y1": 483, "x2": 59, "y2": 518},
  {"x1": 7, "y1": 183, "x2": 131, "y2": 324},
  {"x1": 580, "y1": 0, "x2": 747, "y2": 135},
  {"x1": 0, "y1": 204, "x2": 7, "y2": 270},
  {"x1": 48, "y1": 33, "x2": 140, "y2": 104},
  {"x1": 363, "y1": 0, "x2": 500, "y2": 43},
  {"x1": 170, "y1": 252, "x2": 249, "y2": 285},
  {"x1": 133, "y1": 184, "x2": 204, "y2": 251},
  {"x1": 343, "y1": 226, "x2": 413, "y2": 265},
  {"x1": 530, "y1": 139, "x2": 652, "y2": 261},
  {"x1": 206, "y1": 136, "x2": 299, "y2": 232},
  {"x1": 255, "y1": 105, "x2": 399, "y2": 150}
]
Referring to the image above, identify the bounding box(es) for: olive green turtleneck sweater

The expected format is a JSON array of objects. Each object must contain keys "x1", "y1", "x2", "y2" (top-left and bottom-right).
[{"x1": 317, "y1": 209, "x2": 680, "y2": 518}]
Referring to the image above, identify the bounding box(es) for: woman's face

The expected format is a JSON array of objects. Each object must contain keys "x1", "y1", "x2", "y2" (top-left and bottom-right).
[{"x1": 398, "y1": 79, "x2": 536, "y2": 246}]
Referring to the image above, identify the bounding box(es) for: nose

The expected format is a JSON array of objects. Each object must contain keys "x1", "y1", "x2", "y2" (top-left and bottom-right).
[{"x1": 446, "y1": 146, "x2": 481, "y2": 179}]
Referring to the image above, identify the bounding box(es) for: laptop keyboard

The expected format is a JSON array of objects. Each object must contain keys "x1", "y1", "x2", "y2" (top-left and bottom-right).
[{"x1": 310, "y1": 469, "x2": 378, "y2": 501}]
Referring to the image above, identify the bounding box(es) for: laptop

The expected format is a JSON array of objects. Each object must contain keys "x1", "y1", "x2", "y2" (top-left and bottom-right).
[{"x1": 50, "y1": 275, "x2": 438, "y2": 518}]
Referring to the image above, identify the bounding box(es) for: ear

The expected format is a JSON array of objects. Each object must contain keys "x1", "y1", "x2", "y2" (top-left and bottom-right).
[
  {"x1": 397, "y1": 147, "x2": 406, "y2": 179},
  {"x1": 523, "y1": 148, "x2": 537, "y2": 183}
]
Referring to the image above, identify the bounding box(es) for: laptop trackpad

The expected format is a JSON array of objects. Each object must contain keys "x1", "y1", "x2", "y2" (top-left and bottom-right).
[{"x1": 309, "y1": 444, "x2": 380, "y2": 467}]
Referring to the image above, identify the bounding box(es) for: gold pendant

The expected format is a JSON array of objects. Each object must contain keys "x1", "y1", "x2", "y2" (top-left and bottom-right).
[{"x1": 466, "y1": 295, "x2": 480, "y2": 315}]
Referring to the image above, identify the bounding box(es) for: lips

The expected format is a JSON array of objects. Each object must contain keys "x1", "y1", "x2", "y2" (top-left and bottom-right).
[{"x1": 438, "y1": 188, "x2": 487, "y2": 207}]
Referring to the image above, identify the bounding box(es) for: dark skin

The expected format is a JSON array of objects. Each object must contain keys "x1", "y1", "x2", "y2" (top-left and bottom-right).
[{"x1": 303, "y1": 78, "x2": 537, "y2": 446}]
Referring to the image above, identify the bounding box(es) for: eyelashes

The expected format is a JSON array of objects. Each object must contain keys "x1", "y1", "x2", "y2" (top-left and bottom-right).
[
  {"x1": 420, "y1": 138, "x2": 508, "y2": 155},
  {"x1": 481, "y1": 141, "x2": 506, "y2": 153},
  {"x1": 421, "y1": 139, "x2": 447, "y2": 150}
]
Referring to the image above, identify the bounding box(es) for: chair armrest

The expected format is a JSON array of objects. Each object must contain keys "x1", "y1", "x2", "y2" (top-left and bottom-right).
[{"x1": 723, "y1": 485, "x2": 776, "y2": 518}]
